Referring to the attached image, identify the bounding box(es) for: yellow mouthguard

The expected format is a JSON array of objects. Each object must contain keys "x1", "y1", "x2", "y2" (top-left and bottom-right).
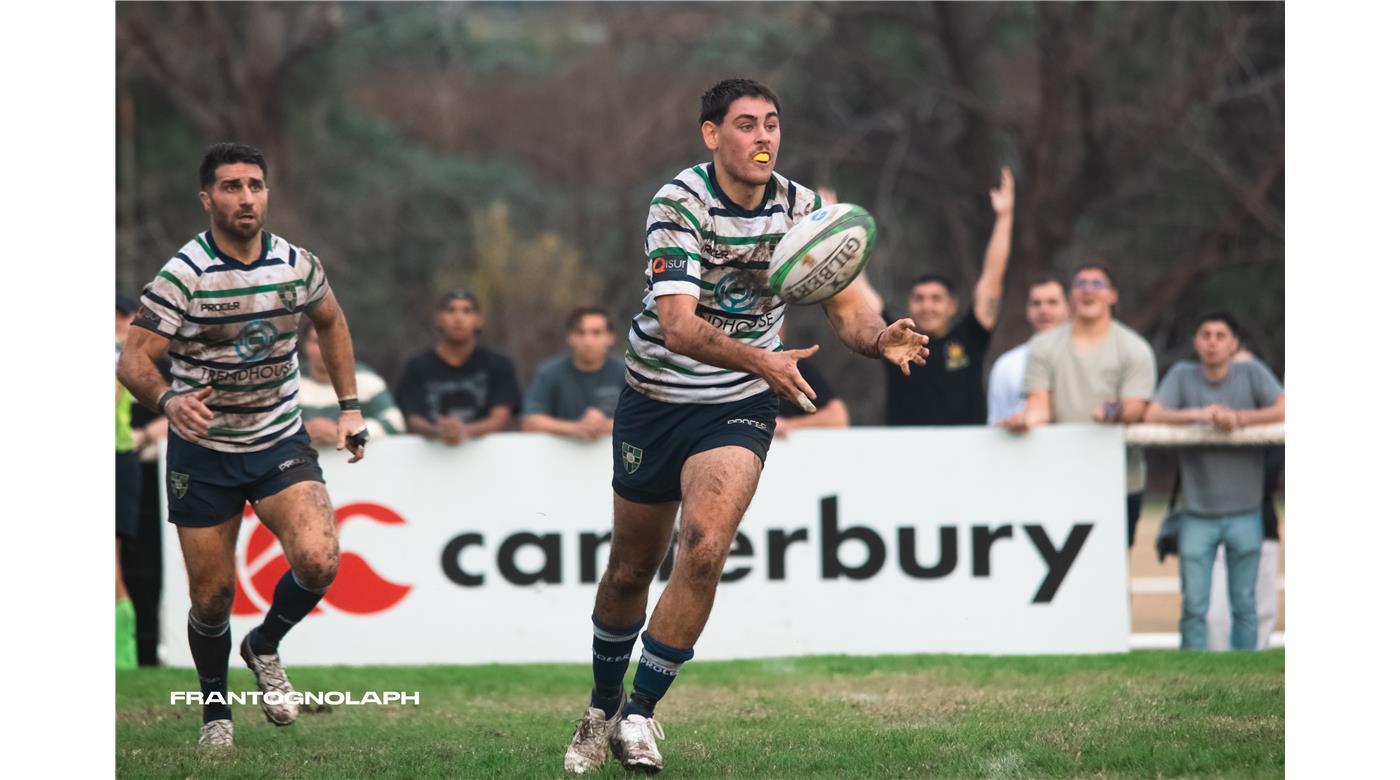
[{"x1": 753, "y1": 152, "x2": 771, "y2": 163}]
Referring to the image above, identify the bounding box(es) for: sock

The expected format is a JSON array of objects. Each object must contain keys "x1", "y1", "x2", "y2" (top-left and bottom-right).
[
  {"x1": 623, "y1": 631, "x2": 694, "y2": 719},
  {"x1": 250, "y1": 570, "x2": 328, "y2": 655},
  {"x1": 187, "y1": 612, "x2": 232, "y2": 723},
  {"x1": 590, "y1": 614, "x2": 644, "y2": 717},
  {"x1": 116, "y1": 599, "x2": 137, "y2": 670}
]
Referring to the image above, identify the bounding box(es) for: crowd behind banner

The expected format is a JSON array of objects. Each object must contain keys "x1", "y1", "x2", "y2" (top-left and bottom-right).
[{"x1": 114, "y1": 178, "x2": 1284, "y2": 667}]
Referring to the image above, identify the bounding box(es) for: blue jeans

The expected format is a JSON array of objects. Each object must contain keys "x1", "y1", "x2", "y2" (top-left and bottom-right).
[{"x1": 1179, "y1": 511, "x2": 1263, "y2": 650}]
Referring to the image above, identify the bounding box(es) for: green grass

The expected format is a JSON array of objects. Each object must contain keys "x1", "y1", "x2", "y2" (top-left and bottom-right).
[{"x1": 117, "y1": 651, "x2": 1283, "y2": 778}]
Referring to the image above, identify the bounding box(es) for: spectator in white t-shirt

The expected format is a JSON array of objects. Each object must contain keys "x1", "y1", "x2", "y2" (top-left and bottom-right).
[{"x1": 986, "y1": 275, "x2": 1068, "y2": 425}]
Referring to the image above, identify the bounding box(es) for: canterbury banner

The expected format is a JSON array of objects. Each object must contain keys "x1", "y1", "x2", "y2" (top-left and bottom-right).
[{"x1": 160, "y1": 425, "x2": 1130, "y2": 665}]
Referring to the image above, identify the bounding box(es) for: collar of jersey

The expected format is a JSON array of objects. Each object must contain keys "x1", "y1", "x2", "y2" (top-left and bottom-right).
[
  {"x1": 705, "y1": 162, "x2": 776, "y2": 218},
  {"x1": 205, "y1": 229, "x2": 275, "y2": 268}
]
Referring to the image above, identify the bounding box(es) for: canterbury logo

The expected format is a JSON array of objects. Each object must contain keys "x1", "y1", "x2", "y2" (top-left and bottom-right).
[{"x1": 232, "y1": 502, "x2": 412, "y2": 616}]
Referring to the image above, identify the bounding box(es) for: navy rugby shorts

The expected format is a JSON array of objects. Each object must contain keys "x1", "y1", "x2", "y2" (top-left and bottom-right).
[
  {"x1": 611, "y1": 385, "x2": 779, "y2": 504},
  {"x1": 165, "y1": 427, "x2": 324, "y2": 527}
]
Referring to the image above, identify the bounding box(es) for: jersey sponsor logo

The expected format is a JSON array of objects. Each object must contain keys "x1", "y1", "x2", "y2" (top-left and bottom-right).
[
  {"x1": 945, "y1": 340, "x2": 969, "y2": 371},
  {"x1": 200, "y1": 301, "x2": 241, "y2": 313},
  {"x1": 202, "y1": 361, "x2": 295, "y2": 385},
  {"x1": 727, "y1": 417, "x2": 771, "y2": 432},
  {"x1": 234, "y1": 320, "x2": 280, "y2": 361},
  {"x1": 714, "y1": 270, "x2": 762, "y2": 313},
  {"x1": 232, "y1": 501, "x2": 413, "y2": 617},
  {"x1": 168, "y1": 471, "x2": 190, "y2": 499},
  {"x1": 276, "y1": 284, "x2": 298, "y2": 312},
  {"x1": 701, "y1": 309, "x2": 780, "y2": 334},
  {"x1": 621, "y1": 442, "x2": 644, "y2": 474}
]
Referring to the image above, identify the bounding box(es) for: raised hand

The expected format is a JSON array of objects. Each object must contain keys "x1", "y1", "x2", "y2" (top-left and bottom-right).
[
  {"x1": 989, "y1": 166, "x2": 1015, "y2": 216},
  {"x1": 877, "y1": 319, "x2": 930, "y2": 376}
]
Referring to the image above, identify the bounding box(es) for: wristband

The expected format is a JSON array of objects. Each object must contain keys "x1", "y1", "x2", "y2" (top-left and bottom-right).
[
  {"x1": 157, "y1": 389, "x2": 178, "y2": 412},
  {"x1": 338, "y1": 398, "x2": 361, "y2": 412}
]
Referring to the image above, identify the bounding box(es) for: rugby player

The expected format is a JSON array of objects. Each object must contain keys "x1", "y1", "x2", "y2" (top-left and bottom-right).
[
  {"x1": 117, "y1": 143, "x2": 368, "y2": 749},
  {"x1": 564, "y1": 79, "x2": 930, "y2": 774}
]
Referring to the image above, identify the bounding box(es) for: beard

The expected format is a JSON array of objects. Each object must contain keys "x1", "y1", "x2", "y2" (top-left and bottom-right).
[{"x1": 218, "y1": 209, "x2": 264, "y2": 241}]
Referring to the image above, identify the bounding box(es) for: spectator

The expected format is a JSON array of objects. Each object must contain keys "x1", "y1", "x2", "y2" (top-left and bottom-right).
[
  {"x1": 521, "y1": 306, "x2": 625, "y2": 440},
  {"x1": 1005, "y1": 262, "x2": 1157, "y2": 547},
  {"x1": 300, "y1": 324, "x2": 404, "y2": 445},
  {"x1": 1206, "y1": 348, "x2": 1285, "y2": 650},
  {"x1": 774, "y1": 325, "x2": 849, "y2": 437},
  {"x1": 986, "y1": 275, "x2": 1069, "y2": 425},
  {"x1": 1143, "y1": 312, "x2": 1285, "y2": 651},
  {"x1": 396, "y1": 289, "x2": 520, "y2": 445},
  {"x1": 115, "y1": 293, "x2": 141, "y2": 670},
  {"x1": 882, "y1": 167, "x2": 1015, "y2": 426}
]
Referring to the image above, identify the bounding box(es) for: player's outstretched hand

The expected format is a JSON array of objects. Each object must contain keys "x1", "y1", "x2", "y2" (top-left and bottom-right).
[
  {"x1": 338, "y1": 409, "x2": 367, "y2": 463},
  {"x1": 759, "y1": 345, "x2": 820, "y2": 413},
  {"x1": 878, "y1": 319, "x2": 930, "y2": 376},
  {"x1": 167, "y1": 386, "x2": 215, "y2": 441}
]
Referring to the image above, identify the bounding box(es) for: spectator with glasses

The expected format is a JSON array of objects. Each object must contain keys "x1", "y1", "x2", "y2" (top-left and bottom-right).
[{"x1": 1002, "y1": 261, "x2": 1157, "y2": 548}]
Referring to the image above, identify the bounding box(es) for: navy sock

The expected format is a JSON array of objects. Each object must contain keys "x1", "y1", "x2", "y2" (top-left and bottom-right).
[
  {"x1": 590, "y1": 614, "x2": 644, "y2": 717},
  {"x1": 251, "y1": 570, "x2": 328, "y2": 654},
  {"x1": 187, "y1": 612, "x2": 232, "y2": 723},
  {"x1": 624, "y1": 631, "x2": 694, "y2": 719}
]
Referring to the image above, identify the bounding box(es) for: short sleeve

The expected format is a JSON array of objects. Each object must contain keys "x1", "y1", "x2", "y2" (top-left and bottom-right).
[
  {"x1": 300, "y1": 247, "x2": 331, "y2": 307},
  {"x1": 522, "y1": 362, "x2": 559, "y2": 417},
  {"x1": 1153, "y1": 364, "x2": 1187, "y2": 409},
  {"x1": 394, "y1": 358, "x2": 428, "y2": 420},
  {"x1": 1249, "y1": 361, "x2": 1284, "y2": 407},
  {"x1": 986, "y1": 352, "x2": 1020, "y2": 424},
  {"x1": 487, "y1": 354, "x2": 522, "y2": 413},
  {"x1": 1023, "y1": 335, "x2": 1052, "y2": 394},
  {"x1": 645, "y1": 191, "x2": 705, "y2": 299},
  {"x1": 137, "y1": 256, "x2": 198, "y2": 338},
  {"x1": 1120, "y1": 336, "x2": 1157, "y2": 400}
]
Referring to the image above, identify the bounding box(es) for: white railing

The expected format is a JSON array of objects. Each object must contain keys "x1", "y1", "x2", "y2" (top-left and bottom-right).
[{"x1": 1123, "y1": 422, "x2": 1284, "y2": 447}]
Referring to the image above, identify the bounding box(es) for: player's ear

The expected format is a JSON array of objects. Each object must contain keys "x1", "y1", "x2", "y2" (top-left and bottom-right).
[
  {"x1": 198, "y1": 189, "x2": 211, "y2": 212},
  {"x1": 701, "y1": 120, "x2": 720, "y2": 152}
]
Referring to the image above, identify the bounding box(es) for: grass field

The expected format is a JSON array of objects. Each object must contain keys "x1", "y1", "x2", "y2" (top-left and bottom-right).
[{"x1": 117, "y1": 651, "x2": 1283, "y2": 778}]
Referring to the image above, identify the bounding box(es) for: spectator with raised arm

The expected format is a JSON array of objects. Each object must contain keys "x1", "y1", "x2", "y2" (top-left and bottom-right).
[
  {"x1": 1144, "y1": 312, "x2": 1285, "y2": 651},
  {"x1": 1004, "y1": 261, "x2": 1157, "y2": 547},
  {"x1": 521, "y1": 306, "x2": 626, "y2": 440}
]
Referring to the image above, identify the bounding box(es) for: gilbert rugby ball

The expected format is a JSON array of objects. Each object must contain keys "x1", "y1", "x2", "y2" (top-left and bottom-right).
[{"x1": 768, "y1": 203, "x2": 876, "y2": 305}]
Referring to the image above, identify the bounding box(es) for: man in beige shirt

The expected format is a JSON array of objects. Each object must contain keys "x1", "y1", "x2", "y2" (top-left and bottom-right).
[{"x1": 1002, "y1": 262, "x2": 1158, "y2": 547}]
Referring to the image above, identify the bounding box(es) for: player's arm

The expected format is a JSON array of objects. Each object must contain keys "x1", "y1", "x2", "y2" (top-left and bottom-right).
[
  {"x1": 819, "y1": 282, "x2": 930, "y2": 374},
  {"x1": 304, "y1": 289, "x2": 366, "y2": 462},
  {"x1": 655, "y1": 294, "x2": 820, "y2": 410},
  {"x1": 973, "y1": 167, "x2": 1015, "y2": 330},
  {"x1": 118, "y1": 324, "x2": 214, "y2": 441}
]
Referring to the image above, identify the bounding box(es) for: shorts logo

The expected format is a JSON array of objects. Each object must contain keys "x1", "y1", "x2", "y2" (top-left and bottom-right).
[
  {"x1": 169, "y1": 471, "x2": 190, "y2": 500},
  {"x1": 727, "y1": 418, "x2": 771, "y2": 432},
  {"x1": 621, "y1": 442, "x2": 644, "y2": 475},
  {"x1": 234, "y1": 320, "x2": 280, "y2": 361},
  {"x1": 278, "y1": 457, "x2": 310, "y2": 472},
  {"x1": 277, "y1": 284, "x2": 299, "y2": 313}
]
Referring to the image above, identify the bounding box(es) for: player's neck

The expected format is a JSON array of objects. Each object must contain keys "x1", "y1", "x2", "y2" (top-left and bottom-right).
[
  {"x1": 1071, "y1": 315, "x2": 1112, "y2": 342},
  {"x1": 436, "y1": 339, "x2": 477, "y2": 366},
  {"x1": 712, "y1": 162, "x2": 766, "y2": 211},
  {"x1": 209, "y1": 225, "x2": 263, "y2": 265}
]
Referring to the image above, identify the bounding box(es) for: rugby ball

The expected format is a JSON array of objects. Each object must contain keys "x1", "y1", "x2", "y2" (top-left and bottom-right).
[{"x1": 768, "y1": 203, "x2": 876, "y2": 305}]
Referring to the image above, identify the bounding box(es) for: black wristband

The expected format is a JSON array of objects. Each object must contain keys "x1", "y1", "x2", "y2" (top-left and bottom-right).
[
  {"x1": 157, "y1": 389, "x2": 178, "y2": 412},
  {"x1": 339, "y1": 398, "x2": 361, "y2": 412}
]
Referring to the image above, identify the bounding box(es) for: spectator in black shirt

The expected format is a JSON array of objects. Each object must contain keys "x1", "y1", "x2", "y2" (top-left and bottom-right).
[
  {"x1": 396, "y1": 289, "x2": 521, "y2": 445},
  {"x1": 881, "y1": 167, "x2": 1015, "y2": 425},
  {"x1": 773, "y1": 327, "x2": 849, "y2": 436}
]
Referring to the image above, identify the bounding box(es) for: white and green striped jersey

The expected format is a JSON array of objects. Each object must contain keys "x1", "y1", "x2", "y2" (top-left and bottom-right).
[
  {"x1": 136, "y1": 230, "x2": 330, "y2": 453},
  {"x1": 628, "y1": 163, "x2": 822, "y2": 404}
]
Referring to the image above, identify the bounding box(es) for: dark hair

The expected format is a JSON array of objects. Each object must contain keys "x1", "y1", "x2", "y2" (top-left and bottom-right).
[
  {"x1": 199, "y1": 142, "x2": 268, "y2": 189},
  {"x1": 1071, "y1": 260, "x2": 1117, "y2": 289},
  {"x1": 1026, "y1": 274, "x2": 1067, "y2": 297},
  {"x1": 1196, "y1": 311, "x2": 1241, "y2": 338},
  {"x1": 700, "y1": 79, "x2": 781, "y2": 126},
  {"x1": 567, "y1": 306, "x2": 612, "y2": 332},
  {"x1": 911, "y1": 273, "x2": 957, "y2": 298},
  {"x1": 437, "y1": 288, "x2": 480, "y2": 311}
]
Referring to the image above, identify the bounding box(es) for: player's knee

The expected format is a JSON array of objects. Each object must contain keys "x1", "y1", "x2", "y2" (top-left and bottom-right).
[
  {"x1": 190, "y1": 581, "x2": 235, "y2": 623},
  {"x1": 294, "y1": 551, "x2": 339, "y2": 591},
  {"x1": 601, "y1": 559, "x2": 655, "y2": 596},
  {"x1": 677, "y1": 527, "x2": 730, "y2": 584}
]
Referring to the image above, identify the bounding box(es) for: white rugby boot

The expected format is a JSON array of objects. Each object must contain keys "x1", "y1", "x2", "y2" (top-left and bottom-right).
[
  {"x1": 564, "y1": 706, "x2": 620, "y2": 773},
  {"x1": 239, "y1": 631, "x2": 299, "y2": 726},
  {"x1": 610, "y1": 712, "x2": 666, "y2": 774},
  {"x1": 197, "y1": 718, "x2": 234, "y2": 749}
]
